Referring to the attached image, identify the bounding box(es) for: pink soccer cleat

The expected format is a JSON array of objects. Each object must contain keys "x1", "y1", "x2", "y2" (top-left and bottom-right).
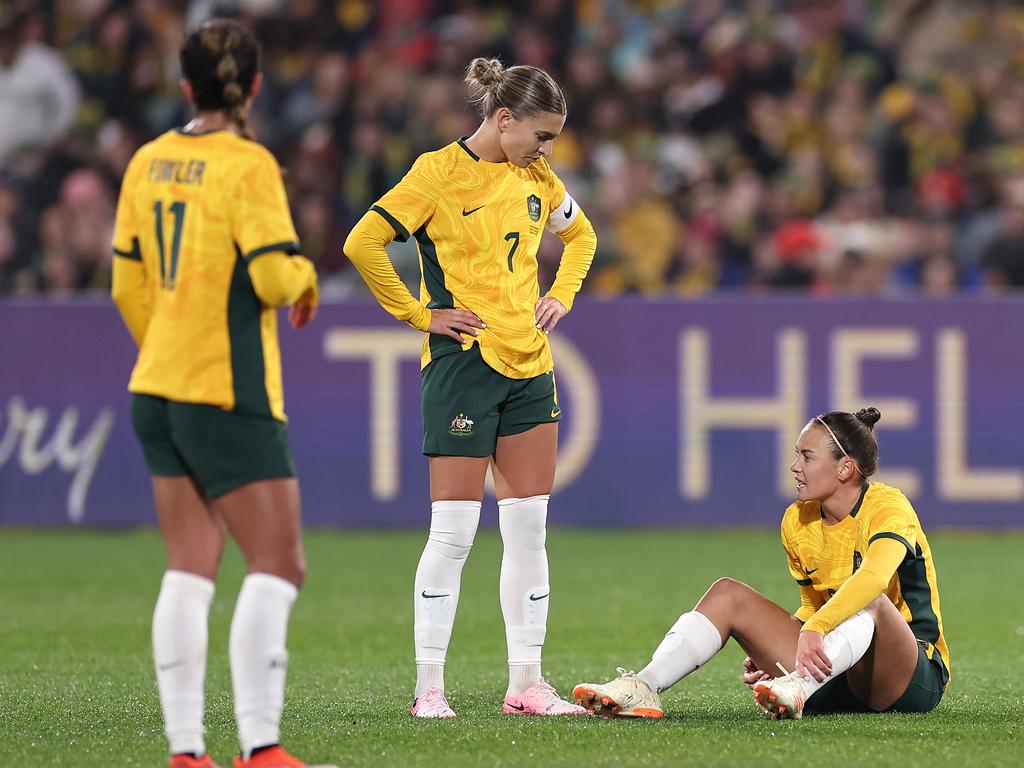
[
  {"x1": 503, "y1": 678, "x2": 588, "y2": 716},
  {"x1": 411, "y1": 686, "x2": 456, "y2": 718}
]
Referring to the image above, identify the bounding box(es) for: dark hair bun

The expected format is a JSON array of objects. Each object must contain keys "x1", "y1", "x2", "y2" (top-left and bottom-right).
[{"x1": 855, "y1": 407, "x2": 881, "y2": 428}]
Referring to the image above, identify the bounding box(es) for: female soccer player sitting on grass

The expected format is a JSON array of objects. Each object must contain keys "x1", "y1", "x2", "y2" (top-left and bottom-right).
[
  {"x1": 573, "y1": 408, "x2": 950, "y2": 720},
  {"x1": 112, "y1": 19, "x2": 333, "y2": 768}
]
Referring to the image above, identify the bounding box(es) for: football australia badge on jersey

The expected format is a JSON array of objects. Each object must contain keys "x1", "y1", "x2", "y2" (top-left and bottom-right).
[
  {"x1": 449, "y1": 413, "x2": 475, "y2": 437},
  {"x1": 527, "y1": 194, "x2": 541, "y2": 222}
]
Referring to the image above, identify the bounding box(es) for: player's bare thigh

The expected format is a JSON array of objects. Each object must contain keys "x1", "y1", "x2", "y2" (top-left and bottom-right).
[
  {"x1": 845, "y1": 596, "x2": 921, "y2": 710},
  {"x1": 693, "y1": 577, "x2": 803, "y2": 675},
  {"x1": 428, "y1": 456, "x2": 490, "y2": 501},
  {"x1": 212, "y1": 477, "x2": 306, "y2": 587},
  {"x1": 492, "y1": 422, "x2": 558, "y2": 499},
  {"x1": 152, "y1": 475, "x2": 226, "y2": 580}
]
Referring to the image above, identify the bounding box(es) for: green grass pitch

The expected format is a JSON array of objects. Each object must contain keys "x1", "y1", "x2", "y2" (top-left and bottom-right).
[{"x1": 1, "y1": 527, "x2": 1021, "y2": 767}]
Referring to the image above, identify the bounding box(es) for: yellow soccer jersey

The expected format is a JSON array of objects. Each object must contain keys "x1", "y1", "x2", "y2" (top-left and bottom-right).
[
  {"x1": 111, "y1": 129, "x2": 300, "y2": 420},
  {"x1": 369, "y1": 138, "x2": 585, "y2": 378},
  {"x1": 781, "y1": 482, "x2": 950, "y2": 685}
]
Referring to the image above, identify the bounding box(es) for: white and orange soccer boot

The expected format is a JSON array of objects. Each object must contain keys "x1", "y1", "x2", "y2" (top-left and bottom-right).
[
  {"x1": 573, "y1": 667, "x2": 665, "y2": 718},
  {"x1": 503, "y1": 677, "x2": 588, "y2": 715},
  {"x1": 753, "y1": 665, "x2": 808, "y2": 720},
  {"x1": 411, "y1": 686, "x2": 456, "y2": 718},
  {"x1": 233, "y1": 745, "x2": 337, "y2": 768}
]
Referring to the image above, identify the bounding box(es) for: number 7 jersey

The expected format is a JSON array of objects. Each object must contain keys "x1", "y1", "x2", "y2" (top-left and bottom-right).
[
  {"x1": 111, "y1": 129, "x2": 301, "y2": 420},
  {"x1": 369, "y1": 138, "x2": 589, "y2": 379}
]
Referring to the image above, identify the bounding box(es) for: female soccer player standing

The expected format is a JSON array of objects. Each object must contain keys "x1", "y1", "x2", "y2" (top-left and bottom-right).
[
  {"x1": 111, "y1": 20, "x2": 335, "y2": 768},
  {"x1": 345, "y1": 58, "x2": 597, "y2": 718},
  {"x1": 573, "y1": 408, "x2": 950, "y2": 720}
]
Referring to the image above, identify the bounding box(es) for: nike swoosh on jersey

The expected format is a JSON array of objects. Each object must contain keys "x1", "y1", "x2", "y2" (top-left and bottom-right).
[
  {"x1": 462, "y1": 205, "x2": 485, "y2": 216},
  {"x1": 563, "y1": 200, "x2": 573, "y2": 218},
  {"x1": 804, "y1": 568, "x2": 818, "y2": 575},
  {"x1": 421, "y1": 591, "x2": 451, "y2": 599},
  {"x1": 550, "y1": 408, "x2": 560, "y2": 418}
]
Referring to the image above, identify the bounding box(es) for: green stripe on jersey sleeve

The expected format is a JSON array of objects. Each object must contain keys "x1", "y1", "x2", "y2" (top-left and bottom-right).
[{"x1": 244, "y1": 240, "x2": 302, "y2": 262}]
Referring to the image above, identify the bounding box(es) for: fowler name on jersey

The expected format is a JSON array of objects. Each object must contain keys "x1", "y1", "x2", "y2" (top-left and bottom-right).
[{"x1": 112, "y1": 129, "x2": 301, "y2": 420}]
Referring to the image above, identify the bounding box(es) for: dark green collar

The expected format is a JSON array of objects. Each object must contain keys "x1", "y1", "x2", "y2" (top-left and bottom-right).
[
  {"x1": 457, "y1": 136, "x2": 480, "y2": 162},
  {"x1": 850, "y1": 482, "x2": 870, "y2": 518}
]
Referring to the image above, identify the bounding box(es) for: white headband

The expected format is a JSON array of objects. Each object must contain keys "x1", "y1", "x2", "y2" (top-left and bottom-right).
[{"x1": 815, "y1": 416, "x2": 864, "y2": 477}]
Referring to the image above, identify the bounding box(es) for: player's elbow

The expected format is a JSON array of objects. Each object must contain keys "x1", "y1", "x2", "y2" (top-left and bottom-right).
[{"x1": 343, "y1": 225, "x2": 369, "y2": 266}]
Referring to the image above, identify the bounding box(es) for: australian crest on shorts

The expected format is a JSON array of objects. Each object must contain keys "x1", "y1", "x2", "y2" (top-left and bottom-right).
[{"x1": 449, "y1": 413, "x2": 475, "y2": 437}]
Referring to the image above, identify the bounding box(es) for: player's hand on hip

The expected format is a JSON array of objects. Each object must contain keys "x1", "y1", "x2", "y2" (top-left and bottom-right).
[
  {"x1": 795, "y1": 630, "x2": 832, "y2": 682},
  {"x1": 741, "y1": 656, "x2": 770, "y2": 687},
  {"x1": 427, "y1": 308, "x2": 486, "y2": 344},
  {"x1": 535, "y1": 296, "x2": 566, "y2": 333}
]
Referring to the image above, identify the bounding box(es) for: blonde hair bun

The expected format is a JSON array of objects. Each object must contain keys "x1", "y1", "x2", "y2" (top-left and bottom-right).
[{"x1": 466, "y1": 58, "x2": 505, "y2": 89}]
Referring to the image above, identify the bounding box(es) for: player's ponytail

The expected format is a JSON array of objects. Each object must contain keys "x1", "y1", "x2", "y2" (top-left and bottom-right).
[
  {"x1": 465, "y1": 57, "x2": 565, "y2": 119},
  {"x1": 815, "y1": 408, "x2": 882, "y2": 477},
  {"x1": 180, "y1": 19, "x2": 259, "y2": 139}
]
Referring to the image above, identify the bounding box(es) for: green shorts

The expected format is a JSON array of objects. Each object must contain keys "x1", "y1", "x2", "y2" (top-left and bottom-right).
[
  {"x1": 421, "y1": 343, "x2": 560, "y2": 457},
  {"x1": 804, "y1": 643, "x2": 947, "y2": 715},
  {"x1": 131, "y1": 393, "x2": 295, "y2": 500}
]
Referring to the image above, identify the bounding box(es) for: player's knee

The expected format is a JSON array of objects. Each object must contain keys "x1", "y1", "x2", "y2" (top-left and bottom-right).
[
  {"x1": 863, "y1": 594, "x2": 894, "y2": 616},
  {"x1": 168, "y1": 544, "x2": 222, "y2": 581},
  {"x1": 701, "y1": 577, "x2": 747, "y2": 609},
  {"x1": 252, "y1": 547, "x2": 306, "y2": 588},
  {"x1": 427, "y1": 530, "x2": 475, "y2": 561},
  {"x1": 285, "y1": 549, "x2": 307, "y2": 588}
]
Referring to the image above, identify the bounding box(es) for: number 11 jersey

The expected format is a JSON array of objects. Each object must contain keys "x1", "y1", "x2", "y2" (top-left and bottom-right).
[{"x1": 111, "y1": 129, "x2": 300, "y2": 420}]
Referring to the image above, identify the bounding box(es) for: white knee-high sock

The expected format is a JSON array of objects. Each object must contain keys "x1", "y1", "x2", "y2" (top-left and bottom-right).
[
  {"x1": 413, "y1": 500, "x2": 481, "y2": 697},
  {"x1": 499, "y1": 495, "x2": 550, "y2": 696},
  {"x1": 637, "y1": 611, "x2": 724, "y2": 692},
  {"x1": 229, "y1": 573, "x2": 298, "y2": 759},
  {"x1": 152, "y1": 570, "x2": 215, "y2": 757},
  {"x1": 799, "y1": 610, "x2": 875, "y2": 697}
]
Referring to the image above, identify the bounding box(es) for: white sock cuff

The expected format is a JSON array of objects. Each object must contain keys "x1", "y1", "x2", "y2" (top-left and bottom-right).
[
  {"x1": 162, "y1": 570, "x2": 216, "y2": 600},
  {"x1": 241, "y1": 573, "x2": 299, "y2": 604},
  {"x1": 498, "y1": 494, "x2": 550, "y2": 508},
  {"x1": 431, "y1": 499, "x2": 483, "y2": 514},
  {"x1": 690, "y1": 610, "x2": 725, "y2": 651}
]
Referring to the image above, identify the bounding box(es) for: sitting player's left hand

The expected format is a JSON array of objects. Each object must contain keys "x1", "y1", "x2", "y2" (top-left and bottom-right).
[
  {"x1": 741, "y1": 656, "x2": 770, "y2": 687},
  {"x1": 535, "y1": 296, "x2": 567, "y2": 334}
]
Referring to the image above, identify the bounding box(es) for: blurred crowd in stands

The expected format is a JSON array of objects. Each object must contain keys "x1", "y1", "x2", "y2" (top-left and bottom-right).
[{"x1": 3, "y1": 0, "x2": 1024, "y2": 298}]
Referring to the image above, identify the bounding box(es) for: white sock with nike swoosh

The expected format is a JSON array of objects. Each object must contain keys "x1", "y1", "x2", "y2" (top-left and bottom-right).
[
  {"x1": 413, "y1": 500, "x2": 481, "y2": 698},
  {"x1": 152, "y1": 569, "x2": 215, "y2": 756},
  {"x1": 499, "y1": 495, "x2": 550, "y2": 696}
]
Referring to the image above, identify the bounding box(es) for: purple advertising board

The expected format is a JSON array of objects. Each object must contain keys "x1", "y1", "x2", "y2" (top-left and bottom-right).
[{"x1": 1, "y1": 298, "x2": 1022, "y2": 528}]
